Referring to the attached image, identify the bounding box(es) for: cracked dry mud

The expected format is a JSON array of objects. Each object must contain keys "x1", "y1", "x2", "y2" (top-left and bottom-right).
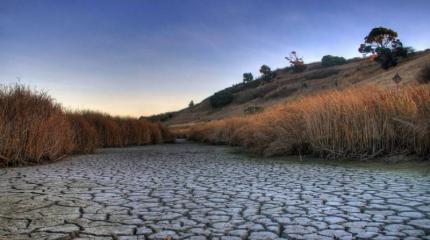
[{"x1": 0, "y1": 143, "x2": 429, "y2": 240}]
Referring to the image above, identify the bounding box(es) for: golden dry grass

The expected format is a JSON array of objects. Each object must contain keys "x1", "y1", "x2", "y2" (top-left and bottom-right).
[
  {"x1": 0, "y1": 85, "x2": 73, "y2": 165},
  {"x1": 0, "y1": 84, "x2": 174, "y2": 166},
  {"x1": 189, "y1": 84, "x2": 430, "y2": 159}
]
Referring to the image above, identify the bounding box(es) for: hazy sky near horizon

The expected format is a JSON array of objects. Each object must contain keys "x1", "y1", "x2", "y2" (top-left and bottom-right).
[{"x1": 1, "y1": 0, "x2": 429, "y2": 116}]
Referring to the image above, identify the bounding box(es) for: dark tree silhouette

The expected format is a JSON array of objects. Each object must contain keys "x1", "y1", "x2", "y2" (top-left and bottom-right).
[
  {"x1": 358, "y1": 27, "x2": 407, "y2": 69},
  {"x1": 321, "y1": 55, "x2": 346, "y2": 67},
  {"x1": 259, "y1": 65, "x2": 271, "y2": 76},
  {"x1": 243, "y1": 73, "x2": 254, "y2": 83}
]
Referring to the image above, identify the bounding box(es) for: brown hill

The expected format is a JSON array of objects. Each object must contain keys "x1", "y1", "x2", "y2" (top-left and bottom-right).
[{"x1": 153, "y1": 51, "x2": 430, "y2": 128}]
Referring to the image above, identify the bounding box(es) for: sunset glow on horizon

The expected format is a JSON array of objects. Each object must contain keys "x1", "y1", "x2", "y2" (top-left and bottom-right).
[{"x1": 1, "y1": 0, "x2": 429, "y2": 117}]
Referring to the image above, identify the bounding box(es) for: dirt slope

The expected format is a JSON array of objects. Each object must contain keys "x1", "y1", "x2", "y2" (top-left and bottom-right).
[{"x1": 162, "y1": 51, "x2": 430, "y2": 127}]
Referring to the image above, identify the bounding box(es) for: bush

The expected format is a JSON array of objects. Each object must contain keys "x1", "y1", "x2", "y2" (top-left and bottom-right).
[
  {"x1": 321, "y1": 55, "x2": 346, "y2": 67},
  {"x1": 243, "y1": 73, "x2": 253, "y2": 83},
  {"x1": 378, "y1": 48, "x2": 398, "y2": 70},
  {"x1": 259, "y1": 65, "x2": 271, "y2": 75},
  {"x1": 210, "y1": 89, "x2": 234, "y2": 108},
  {"x1": 263, "y1": 71, "x2": 277, "y2": 82},
  {"x1": 286, "y1": 51, "x2": 307, "y2": 73},
  {"x1": 291, "y1": 64, "x2": 307, "y2": 73},
  {"x1": 418, "y1": 64, "x2": 430, "y2": 84},
  {"x1": 243, "y1": 78, "x2": 262, "y2": 89}
]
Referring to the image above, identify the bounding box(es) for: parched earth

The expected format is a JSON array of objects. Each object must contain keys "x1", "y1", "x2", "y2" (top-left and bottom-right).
[{"x1": 1, "y1": 143, "x2": 429, "y2": 240}]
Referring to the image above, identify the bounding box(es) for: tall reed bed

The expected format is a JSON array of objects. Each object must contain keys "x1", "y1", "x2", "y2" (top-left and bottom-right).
[
  {"x1": 0, "y1": 84, "x2": 174, "y2": 166},
  {"x1": 190, "y1": 85, "x2": 430, "y2": 159}
]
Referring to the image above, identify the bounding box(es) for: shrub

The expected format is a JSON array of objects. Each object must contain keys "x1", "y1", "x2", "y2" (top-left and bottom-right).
[
  {"x1": 265, "y1": 72, "x2": 277, "y2": 81},
  {"x1": 285, "y1": 51, "x2": 307, "y2": 73},
  {"x1": 418, "y1": 64, "x2": 430, "y2": 84},
  {"x1": 210, "y1": 89, "x2": 234, "y2": 108},
  {"x1": 243, "y1": 73, "x2": 254, "y2": 83},
  {"x1": 321, "y1": 55, "x2": 346, "y2": 67},
  {"x1": 243, "y1": 78, "x2": 262, "y2": 89},
  {"x1": 258, "y1": 65, "x2": 276, "y2": 82},
  {"x1": 259, "y1": 65, "x2": 271, "y2": 76}
]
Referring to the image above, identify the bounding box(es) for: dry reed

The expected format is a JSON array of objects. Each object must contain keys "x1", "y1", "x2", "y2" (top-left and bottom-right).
[
  {"x1": 190, "y1": 85, "x2": 430, "y2": 159},
  {"x1": 0, "y1": 84, "x2": 173, "y2": 166}
]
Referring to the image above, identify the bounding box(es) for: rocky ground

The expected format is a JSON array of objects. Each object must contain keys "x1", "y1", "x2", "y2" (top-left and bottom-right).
[{"x1": 0, "y1": 142, "x2": 429, "y2": 240}]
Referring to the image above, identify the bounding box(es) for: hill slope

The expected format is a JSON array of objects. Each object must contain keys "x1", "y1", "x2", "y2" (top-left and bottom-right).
[{"x1": 158, "y1": 51, "x2": 430, "y2": 127}]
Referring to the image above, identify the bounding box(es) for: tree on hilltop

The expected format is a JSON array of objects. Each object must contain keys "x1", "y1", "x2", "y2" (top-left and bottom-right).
[
  {"x1": 285, "y1": 51, "x2": 306, "y2": 73},
  {"x1": 243, "y1": 73, "x2": 254, "y2": 83},
  {"x1": 259, "y1": 65, "x2": 271, "y2": 76},
  {"x1": 321, "y1": 55, "x2": 346, "y2": 67},
  {"x1": 358, "y1": 27, "x2": 408, "y2": 69}
]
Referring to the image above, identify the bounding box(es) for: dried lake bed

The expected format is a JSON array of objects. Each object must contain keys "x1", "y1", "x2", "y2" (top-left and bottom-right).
[{"x1": 1, "y1": 142, "x2": 429, "y2": 240}]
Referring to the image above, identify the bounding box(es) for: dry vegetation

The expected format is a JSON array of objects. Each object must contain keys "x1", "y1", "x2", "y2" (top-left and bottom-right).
[
  {"x1": 0, "y1": 84, "x2": 174, "y2": 166},
  {"x1": 189, "y1": 84, "x2": 430, "y2": 160},
  {"x1": 418, "y1": 63, "x2": 430, "y2": 84},
  {"x1": 164, "y1": 52, "x2": 430, "y2": 126}
]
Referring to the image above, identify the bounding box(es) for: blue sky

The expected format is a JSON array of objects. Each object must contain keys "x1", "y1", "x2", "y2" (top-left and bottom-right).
[{"x1": 1, "y1": 0, "x2": 429, "y2": 116}]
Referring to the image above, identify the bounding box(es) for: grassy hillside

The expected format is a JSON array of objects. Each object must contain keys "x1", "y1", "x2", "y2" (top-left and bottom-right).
[{"x1": 160, "y1": 50, "x2": 430, "y2": 127}]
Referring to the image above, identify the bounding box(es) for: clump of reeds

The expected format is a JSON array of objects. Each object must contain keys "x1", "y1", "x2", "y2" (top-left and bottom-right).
[
  {"x1": 0, "y1": 84, "x2": 173, "y2": 166},
  {"x1": 190, "y1": 84, "x2": 430, "y2": 160},
  {"x1": 0, "y1": 85, "x2": 73, "y2": 165},
  {"x1": 67, "y1": 112, "x2": 98, "y2": 153}
]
